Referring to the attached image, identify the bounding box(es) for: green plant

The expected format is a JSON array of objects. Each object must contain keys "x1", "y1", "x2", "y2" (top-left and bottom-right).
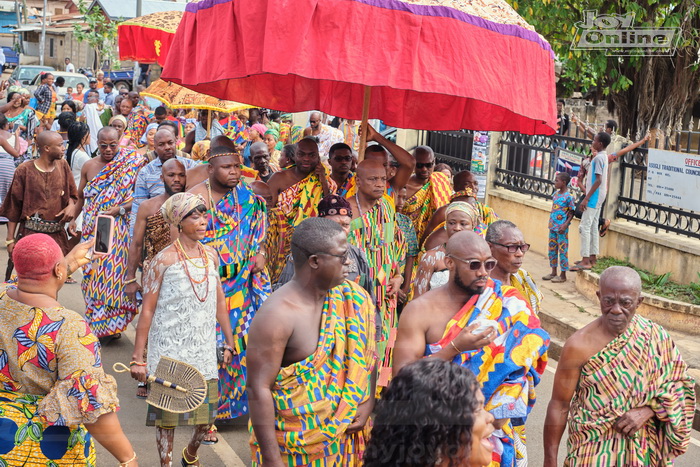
[
  {"x1": 73, "y1": 0, "x2": 120, "y2": 70},
  {"x1": 639, "y1": 271, "x2": 671, "y2": 288}
]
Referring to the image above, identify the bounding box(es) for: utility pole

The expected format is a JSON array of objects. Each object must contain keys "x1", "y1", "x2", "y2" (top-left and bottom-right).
[
  {"x1": 14, "y1": 1, "x2": 24, "y2": 53},
  {"x1": 39, "y1": 0, "x2": 47, "y2": 65},
  {"x1": 133, "y1": 0, "x2": 143, "y2": 89}
]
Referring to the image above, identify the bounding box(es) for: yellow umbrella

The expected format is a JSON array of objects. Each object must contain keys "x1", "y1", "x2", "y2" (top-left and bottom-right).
[
  {"x1": 142, "y1": 79, "x2": 254, "y2": 136},
  {"x1": 141, "y1": 79, "x2": 254, "y2": 113}
]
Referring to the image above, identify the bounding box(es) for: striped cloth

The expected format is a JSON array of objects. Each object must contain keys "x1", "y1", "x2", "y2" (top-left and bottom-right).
[
  {"x1": 81, "y1": 149, "x2": 146, "y2": 338},
  {"x1": 348, "y1": 197, "x2": 405, "y2": 389},
  {"x1": 565, "y1": 314, "x2": 696, "y2": 466},
  {"x1": 249, "y1": 280, "x2": 376, "y2": 466},
  {"x1": 424, "y1": 279, "x2": 550, "y2": 467},
  {"x1": 401, "y1": 171, "x2": 452, "y2": 240}
]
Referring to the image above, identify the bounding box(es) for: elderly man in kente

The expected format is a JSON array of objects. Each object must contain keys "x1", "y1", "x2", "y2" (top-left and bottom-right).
[
  {"x1": 544, "y1": 266, "x2": 696, "y2": 466},
  {"x1": 1, "y1": 131, "x2": 77, "y2": 260},
  {"x1": 188, "y1": 146, "x2": 270, "y2": 440},
  {"x1": 486, "y1": 220, "x2": 543, "y2": 315},
  {"x1": 347, "y1": 159, "x2": 406, "y2": 389},
  {"x1": 0, "y1": 234, "x2": 138, "y2": 466},
  {"x1": 266, "y1": 136, "x2": 335, "y2": 281},
  {"x1": 72, "y1": 127, "x2": 146, "y2": 341},
  {"x1": 393, "y1": 231, "x2": 550, "y2": 467},
  {"x1": 401, "y1": 145, "x2": 452, "y2": 241},
  {"x1": 421, "y1": 170, "x2": 499, "y2": 247},
  {"x1": 247, "y1": 217, "x2": 376, "y2": 466},
  {"x1": 130, "y1": 192, "x2": 237, "y2": 467},
  {"x1": 413, "y1": 201, "x2": 481, "y2": 298}
]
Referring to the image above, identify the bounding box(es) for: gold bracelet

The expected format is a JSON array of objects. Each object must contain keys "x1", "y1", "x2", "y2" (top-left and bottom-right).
[
  {"x1": 119, "y1": 452, "x2": 137, "y2": 466},
  {"x1": 123, "y1": 278, "x2": 137, "y2": 285},
  {"x1": 450, "y1": 341, "x2": 463, "y2": 354},
  {"x1": 5, "y1": 238, "x2": 15, "y2": 247}
]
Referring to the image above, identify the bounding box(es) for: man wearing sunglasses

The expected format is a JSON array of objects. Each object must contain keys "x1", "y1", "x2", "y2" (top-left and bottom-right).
[
  {"x1": 393, "y1": 230, "x2": 550, "y2": 467},
  {"x1": 328, "y1": 142, "x2": 356, "y2": 197},
  {"x1": 486, "y1": 219, "x2": 543, "y2": 315},
  {"x1": 401, "y1": 145, "x2": 452, "y2": 241},
  {"x1": 248, "y1": 217, "x2": 376, "y2": 466}
]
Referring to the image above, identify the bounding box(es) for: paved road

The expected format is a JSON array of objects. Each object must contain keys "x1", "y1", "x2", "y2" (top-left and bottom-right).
[{"x1": 0, "y1": 230, "x2": 698, "y2": 465}]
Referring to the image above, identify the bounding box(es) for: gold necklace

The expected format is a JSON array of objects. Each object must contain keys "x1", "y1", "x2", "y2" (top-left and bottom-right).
[{"x1": 175, "y1": 239, "x2": 209, "y2": 269}]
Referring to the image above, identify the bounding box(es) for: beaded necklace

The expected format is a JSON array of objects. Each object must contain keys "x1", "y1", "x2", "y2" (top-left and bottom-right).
[{"x1": 174, "y1": 239, "x2": 210, "y2": 302}]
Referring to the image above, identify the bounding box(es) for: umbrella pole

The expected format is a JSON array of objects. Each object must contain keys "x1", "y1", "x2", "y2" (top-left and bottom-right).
[
  {"x1": 358, "y1": 86, "x2": 371, "y2": 161},
  {"x1": 207, "y1": 109, "x2": 212, "y2": 139}
]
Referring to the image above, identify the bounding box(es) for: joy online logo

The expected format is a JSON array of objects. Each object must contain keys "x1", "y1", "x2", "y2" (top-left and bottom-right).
[{"x1": 572, "y1": 10, "x2": 679, "y2": 56}]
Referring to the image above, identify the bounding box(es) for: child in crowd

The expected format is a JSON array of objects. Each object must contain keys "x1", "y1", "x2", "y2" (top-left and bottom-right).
[{"x1": 544, "y1": 172, "x2": 575, "y2": 282}]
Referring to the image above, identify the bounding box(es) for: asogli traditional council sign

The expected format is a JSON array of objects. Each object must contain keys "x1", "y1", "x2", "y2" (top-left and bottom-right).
[{"x1": 646, "y1": 149, "x2": 700, "y2": 212}]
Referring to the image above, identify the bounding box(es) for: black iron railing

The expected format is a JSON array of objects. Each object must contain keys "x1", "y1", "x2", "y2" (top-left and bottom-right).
[{"x1": 415, "y1": 130, "x2": 474, "y2": 173}]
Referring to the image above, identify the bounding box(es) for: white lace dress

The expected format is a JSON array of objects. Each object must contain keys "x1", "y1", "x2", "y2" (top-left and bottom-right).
[{"x1": 144, "y1": 249, "x2": 219, "y2": 380}]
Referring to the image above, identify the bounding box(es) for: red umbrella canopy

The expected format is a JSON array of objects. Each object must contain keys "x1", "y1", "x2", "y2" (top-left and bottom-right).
[
  {"x1": 162, "y1": 0, "x2": 556, "y2": 135},
  {"x1": 118, "y1": 11, "x2": 183, "y2": 66}
]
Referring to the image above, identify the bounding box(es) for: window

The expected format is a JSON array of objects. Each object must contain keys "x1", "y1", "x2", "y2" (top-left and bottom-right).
[{"x1": 49, "y1": 38, "x2": 54, "y2": 58}]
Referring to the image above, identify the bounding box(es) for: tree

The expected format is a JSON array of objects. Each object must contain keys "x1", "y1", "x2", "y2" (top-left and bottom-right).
[
  {"x1": 508, "y1": 0, "x2": 700, "y2": 138},
  {"x1": 73, "y1": 0, "x2": 119, "y2": 71}
]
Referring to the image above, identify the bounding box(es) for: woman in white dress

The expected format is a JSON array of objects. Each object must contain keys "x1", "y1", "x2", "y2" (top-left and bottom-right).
[
  {"x1": 0, "y1": 114, "x2": 22, "y2": 223},
  {"x1": 130, "y1": 192, "x2": 236, "y2": 467},
  {"x1": 413, "y1": 201, "x2": 481, "y2": 298}
]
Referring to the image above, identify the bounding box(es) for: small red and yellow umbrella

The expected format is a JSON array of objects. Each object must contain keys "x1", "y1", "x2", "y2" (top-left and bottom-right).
[{"x1": 118, "y1": 11, "x2": 183, "y2": 66}]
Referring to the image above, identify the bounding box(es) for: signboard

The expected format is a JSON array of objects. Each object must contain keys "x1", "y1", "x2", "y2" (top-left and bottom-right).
[
  {"x1": 471, "y1": 131, "x2": 490, "y2": 199},
  {"x1": 556, "y1": 148, "x2": 585, "y2": 188},
  {"x1": 647, "y1": 149, "x2": 700, "y2": 212}
]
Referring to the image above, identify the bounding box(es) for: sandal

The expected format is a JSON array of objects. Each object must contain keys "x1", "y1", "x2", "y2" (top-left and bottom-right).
[
  {"x1": 569, "y1": 264, "x2": 592, "y2": 272},
  {"x1": 136, "y1": 382, "x2": 148, "y2": 399},
  {"x1": 201, "y1": 424, "x2": 218, "y2": 445},
  {"x1": 181, "y1": 446, "x2": 200, "y2": 466},
  {"x1": 542, "y1": 274, "x2": 556, "y2": 281},
  {"x1": 599, "y1": 219, "x2": 611, "y2": 237},
  {"x1": 551, "y1": 276, "x2": 566, "y2": 283}
]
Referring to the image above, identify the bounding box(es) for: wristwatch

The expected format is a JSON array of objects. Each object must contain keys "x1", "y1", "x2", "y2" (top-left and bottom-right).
[{"x1": 119, "y1": 206, "x2": 126, "y2": 216}]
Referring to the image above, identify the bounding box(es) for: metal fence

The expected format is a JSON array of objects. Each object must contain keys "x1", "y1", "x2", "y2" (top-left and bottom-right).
[
  {"x1": 416, "y1": 129, "x2": 474, "y2": 173},
  {"x1": 493, "y1": 126, "x2": 700, "y2": 240}
]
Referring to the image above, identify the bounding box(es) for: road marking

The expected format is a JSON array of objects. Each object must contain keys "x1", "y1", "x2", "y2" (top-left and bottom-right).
[{"x1": 122, "y1": 323, "x2": 247, "y2": 466}]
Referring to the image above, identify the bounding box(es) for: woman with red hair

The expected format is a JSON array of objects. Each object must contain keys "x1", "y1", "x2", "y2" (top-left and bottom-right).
[{"x1": 0, "y1": 234, "x2": 138, "y2": 466}]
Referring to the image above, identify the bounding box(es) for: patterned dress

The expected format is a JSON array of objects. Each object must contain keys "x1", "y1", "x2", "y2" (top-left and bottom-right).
[
  {"x1": 424, "y1": 279, "x2": 550, "y2": 467},
  {"x1": 202, "y1": 181, "x2": 270, "y2": 420},
  {"x1": 249, "y1": 281, "x2": 376, "y2": 466},
  {"x1": 565, "y1": 315, "x2": 695, "y2": 466},
  {"x1": 401, "y1": 171, "x2": 452, "y2": 240},
  {"x1": 0, "y1": 286, "x2": 119, "y2": 466},
  {"x1": 81, "y1": 149, "x2": 146, "y2": 338},
  {"x1": 347, "y1": 197, "x2": 405, "y2": 389}
]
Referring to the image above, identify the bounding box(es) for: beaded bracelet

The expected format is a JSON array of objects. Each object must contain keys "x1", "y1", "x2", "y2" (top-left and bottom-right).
[
  {"x1": 223, "y1": 344, "x2": 234, "y2": 353},
  {"x1": 129, "y1": 361, "x2": 147, "y2": 367},
  {"x1": 119, "y1": 452, "x2": 137, "y2": 466},
  {"x1": 123, "y1": 278, "x2": 137, "y2": 286}
]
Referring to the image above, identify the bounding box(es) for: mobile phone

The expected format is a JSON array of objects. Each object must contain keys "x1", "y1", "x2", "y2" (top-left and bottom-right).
[
  {"x1": 12, "y1": 121, "x2": 20, "y2": 132},
  {"x1": 135, "y1": 290, "x2": 143, "y2": 306},
  {"x1": 471, "y1": 319, "x2": 498, "y2": 335},
  {"x1": 94, "y1": 214, "x2": 115, "y2": 255}
]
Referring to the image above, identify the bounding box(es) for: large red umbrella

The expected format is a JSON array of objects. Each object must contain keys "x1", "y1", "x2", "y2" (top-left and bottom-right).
[
  {"x1": 118, "y1": 11, "x2": 183, "y2": 66},
  {"x1": 161, "y1": 0, "x2": 556, "y2": 137}
]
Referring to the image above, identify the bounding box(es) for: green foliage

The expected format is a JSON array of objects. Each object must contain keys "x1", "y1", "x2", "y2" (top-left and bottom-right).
[
  {"x1": 591, "y1": 257, "x2": 699, "y2": 305},
  {"x1": 73, "y1": 0, "x2": 119, "y2": 70},
  {"x1": 507, "y1": 0, "x2": 700, "y2": 135}
]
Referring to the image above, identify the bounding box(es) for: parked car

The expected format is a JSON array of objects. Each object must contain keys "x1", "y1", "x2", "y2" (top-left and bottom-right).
[
  {"x1": 8, "y1": 65, "x2": 55, "y2": 87},
  {"x1": 27, "y1": 71, "x2": 89, "y2": 106},
  {"x1": 1, "y1": 47, "x2": 19, "y2": 71},
  {"x1": 78, "y1": 64, "x2": 135, "y2": 90}
]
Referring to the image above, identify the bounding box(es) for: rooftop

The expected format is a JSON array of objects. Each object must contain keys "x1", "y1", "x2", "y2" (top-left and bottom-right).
[{"x1": 88, "y1": 0, "x2": 186, "y2": 20}]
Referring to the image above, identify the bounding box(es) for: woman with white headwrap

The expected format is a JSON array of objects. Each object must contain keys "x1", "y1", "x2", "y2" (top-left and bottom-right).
[
  {"x1": 413, "y1": 201, "x2": 480, "y2": 298},
  {"x1": 129, "y1": 192, "x2": 236, "y2": 467}
]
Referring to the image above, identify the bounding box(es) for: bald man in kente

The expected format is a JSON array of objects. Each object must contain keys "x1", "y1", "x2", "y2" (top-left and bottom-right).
[
  {"x1": 303, "y1": 111, "x2": 344, "y2": 160},
  {"x1": 347, "y1": 159, "x2": 406, "y2": 391},
  {"x1": 393, "y1": 230, "x2": 550, "y2": 467},
  {"x1": 544, "y1": 266, "x2": 695, "y2": 467}
]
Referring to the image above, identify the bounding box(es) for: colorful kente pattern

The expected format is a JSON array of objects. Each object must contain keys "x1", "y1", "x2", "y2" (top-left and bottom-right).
[
  {"x1": 202, "y1": 181, "x2": 270, "y2": 420},
  {"x1": 347, "y1": 197, "x2": 405, "y2": 389},
  {"x1": 510, "y1": 269, "x2": 543, "y2": 315},
  {"x1": 565, "y1": 315, "x2": 695, "y2": 467},
  {"x1": 250, "y1": 280, "x2": 376, "y2": 466},
  {"x1": 401, "y1": 171, "x2": 452, "y2": 240},
  {"x1": 425, "y1": 279, "x2": 549, "y2": 467},
  {"x1": 335, "y1": 172, "x2": 356, "y2": 198},
  {"x1": 81, "y1": 149, "x2": 146, "y2": 338}
]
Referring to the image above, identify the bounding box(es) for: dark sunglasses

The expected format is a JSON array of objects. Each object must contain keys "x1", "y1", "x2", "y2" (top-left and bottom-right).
[
  {"x1": 292, "y1": 241, "x2": 349, "y2": 263},
  {"x1": 415, "y1": 161, "x2": 434, "y2": 169},
  {"x1": 491, "y1": 242, "x2": 530, "y2": 253},
  {"x1": 448, "y1": 255, "x2": 497, "y2": 271}
]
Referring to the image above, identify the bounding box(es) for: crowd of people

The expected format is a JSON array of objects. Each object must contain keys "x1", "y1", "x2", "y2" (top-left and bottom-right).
[{"x1": 0, "y1": 86, "x2": 695, "y2": 467}]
